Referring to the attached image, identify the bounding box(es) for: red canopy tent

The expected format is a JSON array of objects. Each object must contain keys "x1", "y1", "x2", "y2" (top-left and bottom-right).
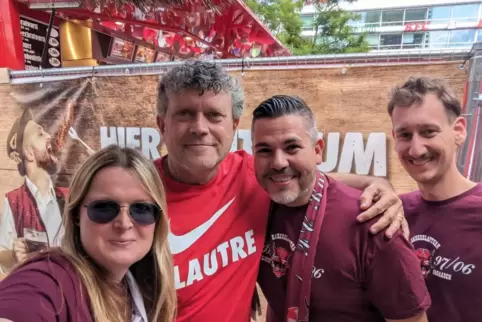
[{"x1": 13, "y1": 0, "x2": 290, "y2": 62}]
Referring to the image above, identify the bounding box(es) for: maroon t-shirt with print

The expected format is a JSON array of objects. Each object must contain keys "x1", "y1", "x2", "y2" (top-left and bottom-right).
[
  {"x1": 0, "y1": 254, "x2": 92, "y2": 322},
  {"x1": 401, "y1": 183, "x2": 482, "y2": 322},
  {"x1": 257, "y1": 178, "x2": 431, "y2": 322}
]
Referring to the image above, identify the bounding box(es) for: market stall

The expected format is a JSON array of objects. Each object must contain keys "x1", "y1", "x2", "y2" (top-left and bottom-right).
[{"x1": 0, "y1": 0, "x2": 290, "y2": 70}]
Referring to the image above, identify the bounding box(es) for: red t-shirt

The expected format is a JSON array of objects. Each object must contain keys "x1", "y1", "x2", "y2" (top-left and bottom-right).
[
  {"x1": 155, "y1": 151, "x2": 270, "y2": 321},
  {"x1": 0, "y1": 254, "x2": 93, "y2": 321},
  {"x1": 257, "y1": 178, "x2": 431, "y2": 321},
  {"x1": 402, "y1": 183, "x2": 482, "y2": 322}
]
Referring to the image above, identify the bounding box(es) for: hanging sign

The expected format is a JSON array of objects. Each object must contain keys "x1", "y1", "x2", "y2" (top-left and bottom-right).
[{"x1": 20, "y1": 16, "x2": 62, "y2": 70}]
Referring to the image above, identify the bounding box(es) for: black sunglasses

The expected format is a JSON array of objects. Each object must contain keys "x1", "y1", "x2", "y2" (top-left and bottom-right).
[{"x1": 84, "y1": 200, "x2": 160, "y2": 225}]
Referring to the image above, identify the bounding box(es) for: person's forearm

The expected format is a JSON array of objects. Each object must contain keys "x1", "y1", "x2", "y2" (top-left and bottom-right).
[
  {"x1": 327, "y1": 172, "x2": 383, "y2": 190},
  {"x1": 0, "y1": 249, "x2": 15, "y2": 269}
]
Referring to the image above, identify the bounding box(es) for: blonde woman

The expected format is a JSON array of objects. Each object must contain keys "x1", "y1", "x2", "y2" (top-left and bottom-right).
[{"x1": 0, "y1": 145, "x2": 176, "y2": 322}]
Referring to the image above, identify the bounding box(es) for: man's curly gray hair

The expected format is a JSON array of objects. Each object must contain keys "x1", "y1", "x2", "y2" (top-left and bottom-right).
[{"x1": 156, "y1": 60, "x2": 245, "y2": 121}]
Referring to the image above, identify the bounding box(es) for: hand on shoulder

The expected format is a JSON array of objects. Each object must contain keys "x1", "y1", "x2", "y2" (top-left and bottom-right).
[{"x1": 356, "y1": 177, "x2": 409, "y2": 240}]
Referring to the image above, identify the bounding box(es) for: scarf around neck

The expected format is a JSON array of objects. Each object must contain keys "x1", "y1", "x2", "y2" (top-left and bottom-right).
[{"x1": 284, "y1": 171, "x2": 329, "y2": 322}]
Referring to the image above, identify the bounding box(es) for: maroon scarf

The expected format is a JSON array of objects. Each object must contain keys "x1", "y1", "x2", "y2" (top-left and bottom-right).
[{"x1": 285, "y1": 171, "x2": 329, "y2": 322}]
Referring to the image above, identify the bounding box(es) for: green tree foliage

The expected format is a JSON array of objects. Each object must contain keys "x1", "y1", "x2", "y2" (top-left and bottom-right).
[
  {"x1": 245, "y1": 0, "x2": 370, "y2": 55},
  {"x1": 245, "y1": 0, "x2": 306, "y2": 50},
  {"x1": 309, "y1": 1, "x2": 370, "y2": 54}
]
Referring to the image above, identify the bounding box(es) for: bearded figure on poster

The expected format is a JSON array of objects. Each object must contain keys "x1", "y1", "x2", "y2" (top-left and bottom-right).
[{"x1": 0, "y1": 108, "x2": 67, "y2": 276}]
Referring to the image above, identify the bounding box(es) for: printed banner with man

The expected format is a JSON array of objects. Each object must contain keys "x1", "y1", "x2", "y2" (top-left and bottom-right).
[{"x1": 0, "y1": 79, "x2": 96, "y2": 274}]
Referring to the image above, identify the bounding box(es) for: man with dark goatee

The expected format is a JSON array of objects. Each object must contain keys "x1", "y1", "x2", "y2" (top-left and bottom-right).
[{"x1": 253, "y1": 95, "x2": 430, "y2": 322}]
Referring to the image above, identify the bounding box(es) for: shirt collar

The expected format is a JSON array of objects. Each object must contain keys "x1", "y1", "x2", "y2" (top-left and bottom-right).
[
  {"x1": 126, "y1": 270, "x2": 148, "y2": 322},
  {"x1": 25, "y1": 176, "x2": 55, "y2": 200}
]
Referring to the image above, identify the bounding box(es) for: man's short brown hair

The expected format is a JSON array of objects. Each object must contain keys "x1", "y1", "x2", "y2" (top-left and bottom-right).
[{"x1": 388, "y1": 76, "x2": 462, "y2": 120}]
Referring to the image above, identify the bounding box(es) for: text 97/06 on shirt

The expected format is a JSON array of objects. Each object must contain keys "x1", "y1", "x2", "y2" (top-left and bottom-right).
[{"x1": 433, "y1": 256, "x2": 475, "y2": 275}]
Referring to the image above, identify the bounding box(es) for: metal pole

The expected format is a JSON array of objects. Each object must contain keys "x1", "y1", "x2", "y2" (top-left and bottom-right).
[
  {"x1": 457, "y1": 42, "x2": 482, "y2": 180},
  {"x1": 41, "y1": 8, "x2": 56, "y2": 69},
  {"x1": 9, "y1": 60, "x2": 461, "y2": 85},
  {"x1": 466, "y1": 105, "x2": 480, "y2": 179},
  {"x1": 10, "y1": 47, "x2": 472, "y2": 80}
]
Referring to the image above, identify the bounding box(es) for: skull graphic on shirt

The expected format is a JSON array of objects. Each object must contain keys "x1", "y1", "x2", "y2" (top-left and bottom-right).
[
  {"x1": 271, "y1": 243, "x2": 291, "y2": 278},
  {"x1": 415, "y1": 248, "x2": 434, "y2": 277}
]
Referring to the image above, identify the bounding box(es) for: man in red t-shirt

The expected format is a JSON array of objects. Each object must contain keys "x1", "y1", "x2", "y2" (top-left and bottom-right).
[
  {"x1": 252, "y1": 95, "x2": 430, "y2": 322},
  {"x1": 336, "y1": 77, "x2": 482, "y2": 322},
  {"x1": 154, "y1": 60, "x2": 409, "y2": 321}
]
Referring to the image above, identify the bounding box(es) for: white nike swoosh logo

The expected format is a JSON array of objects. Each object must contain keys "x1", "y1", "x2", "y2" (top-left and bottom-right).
[{"x1": 168, "y1": 197, "x2": 236, "y2": 255}]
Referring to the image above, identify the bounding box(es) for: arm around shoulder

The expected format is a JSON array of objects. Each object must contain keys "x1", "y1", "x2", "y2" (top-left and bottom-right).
[
  {"x1": 327, "y1": 172, "x2": 378, "y2": 190},
  {"x1": 329, "y1": 173, "x2": 407, "y2": 238}
]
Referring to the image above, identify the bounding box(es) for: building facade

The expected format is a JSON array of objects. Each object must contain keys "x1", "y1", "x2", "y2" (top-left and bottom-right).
[{"x1": 301, "y1": 0, "x2": 482, "y2": 50}]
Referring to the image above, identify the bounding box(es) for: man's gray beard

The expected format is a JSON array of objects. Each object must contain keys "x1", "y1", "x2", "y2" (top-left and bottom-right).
[
  {"x1": 270, "y1": 189, "x2": 300, "y2": 205},
  {"x1": 270, "y1": 186, "x2": 311, "y2": 206}
]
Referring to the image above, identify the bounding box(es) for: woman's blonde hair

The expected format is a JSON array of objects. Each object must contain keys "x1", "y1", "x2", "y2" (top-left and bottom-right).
[{"x1": 60, "y1": 144, "x2": 176, "y2": 321}]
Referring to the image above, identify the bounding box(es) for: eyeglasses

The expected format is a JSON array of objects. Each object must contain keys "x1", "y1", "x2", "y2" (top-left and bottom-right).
[{"x1": 84, "y1": 200, "x2": 160, "y2": 225}]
